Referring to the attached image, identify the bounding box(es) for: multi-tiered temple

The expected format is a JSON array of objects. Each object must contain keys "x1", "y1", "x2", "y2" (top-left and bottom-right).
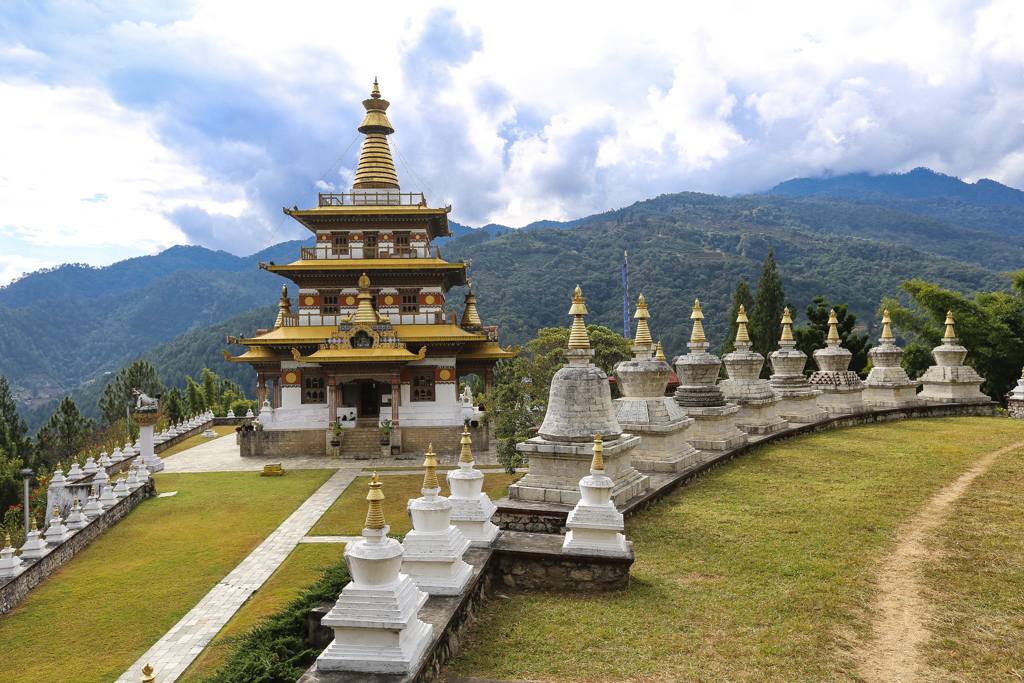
[{"x1": 224, "y1": 81, "x2": 515, "y2": 454}]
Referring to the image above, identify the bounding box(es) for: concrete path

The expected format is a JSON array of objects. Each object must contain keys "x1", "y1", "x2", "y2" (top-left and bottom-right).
[{"x1": 116, "y1": 467, "x2": 361, "y2": 683}]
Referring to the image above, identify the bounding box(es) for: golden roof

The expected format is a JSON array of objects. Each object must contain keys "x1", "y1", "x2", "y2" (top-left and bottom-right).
[
  {"x1": 456, "y1": 343, "x2": 519, "y2": 360},
  {"x1": 290, "y1": 346, "x2": 426, "y2": 363},
  {"x1": 690, "y1": 299, "x2": 706, "y2": 344},
  {"x1": 364, "y1": 472, "x2": 386, "y2": 530},
  {"x1": 735, "y1": 304, "x2": 750, "y2": 343},
  {"x1": 353, "y1": 79, "x2": 399, "y2": 190},
  {"x1": 634, "y1": 294, "x2": 653, "y2": 346},
  {"x1": 461, "y1": 282, "x2": 482, "y2": 329},
  {"x1": 222, "y1": 347, "x2": 279, "y2": 363},
  {"x1": 237, "y1": 323, "x2": 489, "y2": 347},
  {"x1": 568, "y1": 285, "x2": 591, "y2": 349}
]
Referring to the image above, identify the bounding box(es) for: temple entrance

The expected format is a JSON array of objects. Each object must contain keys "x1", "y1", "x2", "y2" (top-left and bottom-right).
[{"x1": 360, "y1": 382, "x2": 379, "y2": 417}]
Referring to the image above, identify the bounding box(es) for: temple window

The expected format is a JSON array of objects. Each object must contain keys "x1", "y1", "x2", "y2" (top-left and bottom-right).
[
  {"x1": 364, "y1": 233, "x2": 378, "y2": 259},
  {"x1": 401, "y1": 291, "x2": 419, "y2": 313},
  {"x1": 332, "y1": 233, "x2": 348, "y2": 256},
  {"x1": 411, "y1": 372, "x2": 434, "y2": 402},
  {"x1": 303, "y1": 377, "x2": 326, "y2": 403},
  {"x1": 321, "y1": 292, "x2": 339, "y2": 315},
  {"x1": 394, "y1": 232, "x2": 411, "y2": 256}
]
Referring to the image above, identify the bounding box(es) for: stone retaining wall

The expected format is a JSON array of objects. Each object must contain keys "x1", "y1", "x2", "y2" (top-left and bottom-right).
[
  {"x1": 0, "y1": 480, "x2": 152, "y2": 617},
  {"x1": 399, "y1": 424, "x2": 490, "y2": 459},
  {"x1": 239, "y1": 429, "x2": 327, "y2": 458}
]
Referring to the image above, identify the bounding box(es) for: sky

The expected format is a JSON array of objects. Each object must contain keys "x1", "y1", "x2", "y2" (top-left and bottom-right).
[{"x1": 1, "y1": 0, "x2": 1023, "y2": 284}]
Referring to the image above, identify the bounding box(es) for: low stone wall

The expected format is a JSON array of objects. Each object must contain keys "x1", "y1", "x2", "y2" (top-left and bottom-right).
[
  {"x1": 398, "y1": 424, "x2": 491, "y2": 459},
  {"x1": 490, "y1": 531, "x2": 632, "y2": 592},
  {"x1": 239, "y1": 429, "x2": 327, "y2": 458},
  {"x1": 214, "y1": 416, "x2": 249, "y2": 426},
  {"x1": 152, "y1": 418, "x2": 215, "y2": 456},
  {"x1": 0, "y1": 480, "x2": 153, "y2": 617}
]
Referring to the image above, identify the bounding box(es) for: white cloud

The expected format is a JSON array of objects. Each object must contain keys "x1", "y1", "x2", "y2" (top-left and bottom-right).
[{"x1": 0, "y1": 254, "x2": 58, "y2": 286}]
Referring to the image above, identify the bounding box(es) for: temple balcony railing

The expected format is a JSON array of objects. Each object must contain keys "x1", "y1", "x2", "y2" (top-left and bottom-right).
[
  {"x1": 281, "y1": 310, "x2": 457, "y2": 327},
  {"x1": 318, "y1": 191, "x2": 426, "y2": 207},
  {"x1": 300, "y1": 245, "x2": 443, "y2": 261}
]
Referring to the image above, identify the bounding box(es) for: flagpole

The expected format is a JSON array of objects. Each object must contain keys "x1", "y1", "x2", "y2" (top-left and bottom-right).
[{"x1": 622, "y1": 250, "x2": 630, "y2": 340}]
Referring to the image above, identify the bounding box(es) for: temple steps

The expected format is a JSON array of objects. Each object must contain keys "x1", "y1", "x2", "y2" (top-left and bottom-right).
[{"x1": 337, "y1": 427, "x2": 385, "y2": 458}]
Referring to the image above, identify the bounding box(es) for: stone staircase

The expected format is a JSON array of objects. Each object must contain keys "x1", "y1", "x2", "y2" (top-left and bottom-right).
[{"x1": 337, "y1": 426, "x2": 383, "y2": 458}]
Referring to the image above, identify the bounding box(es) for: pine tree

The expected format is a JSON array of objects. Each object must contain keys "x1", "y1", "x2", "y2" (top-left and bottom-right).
[
  {"x1": 164, "y1": 387, "x2": 186, "y2": 423},
  {"x1": 98, "y1": 361, "x2": 166, "y2": 425},
  {"x1": 750, "y1": 248, "x2": 786, "y2": 375},
  {"x1": 794, "y1": 296, "x2": 872, "y2": 376},
  {"x1": 201, "y1": 368, "x2": 218, "y2": 410},
  {"x1": 720, "y1": 279, "x2": 755, "y2": 357},
  {"x1": 185, "y1": 376, "x2": 204, "y2": 415},
  {"x1": 36, "y1": 396, "x2": 94, "y2": 467},
  {"x1": 0, "y1": 376, "x2": 32, "y2": 464}
]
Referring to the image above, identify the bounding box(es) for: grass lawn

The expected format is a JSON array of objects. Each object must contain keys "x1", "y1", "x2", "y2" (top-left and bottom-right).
[
  {"x1": 0, "y1": 469, "x2": 335, "y2": 683},
  {"x1": 923, "y1": 438, "x2": 1024, "y2": 679},
  {"x1": 159, "y1": 425, "x2": 237, "y2": 459},
  {"x1": 179, "y1": 542, "x2": 346, "y2": 682},
  {"x1": 310, "y1": 472, "x2": 519, "y2": 536},
  {"x1": 447, "y1": 417, "x2": 1024, "y2": 682}
]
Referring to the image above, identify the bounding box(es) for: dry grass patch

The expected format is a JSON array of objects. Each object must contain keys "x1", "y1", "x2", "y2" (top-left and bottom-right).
[
  {"x1": 160, "y1": 425, "x2": 237, "y2": 458},
  {"x1": 0, "y1": 469, "x2": 335, "y2": 683},
  {"x1": 447, "y1": 417, "x2": 1024, "y2": 682},
  {"x1": 310, "y1": 473, "x2": 518, "y2": 536}
]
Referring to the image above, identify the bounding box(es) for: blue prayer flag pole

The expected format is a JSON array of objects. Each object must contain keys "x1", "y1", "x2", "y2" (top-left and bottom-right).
[{"x1": 622, "y1": 250, "x2": 630, "y2": 339}]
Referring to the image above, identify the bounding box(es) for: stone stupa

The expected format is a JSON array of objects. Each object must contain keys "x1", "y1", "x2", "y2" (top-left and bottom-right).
[
  {"x1": 672, "y1": 300, "x2": 747, "y2": 450},
  {"x1": 512, "y1": 286, "x2": 649, "y2": 506},
  {"x1": 719, "y1": 305, "x2": 787, "y2": 435},
  {"x1": 612, "y1": 295, "x2": 699, "y2": 472},
  {"x1": 809, "y1": 309, "x2": 869, "y2": 414},
  {"x1": 862, "y1": 310, "x2": 921, "y2": 408},
  {"x1": 917, "y1": 311, "x2": 989, "y2": 403},
  {"x1": 769, "y1": 308, "x2": 827, "y2": 423}
]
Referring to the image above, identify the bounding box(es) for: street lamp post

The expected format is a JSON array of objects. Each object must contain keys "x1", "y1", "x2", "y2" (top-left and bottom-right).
[{"x1": 20, "y1": 469, "x2": 34, "y2": 535}]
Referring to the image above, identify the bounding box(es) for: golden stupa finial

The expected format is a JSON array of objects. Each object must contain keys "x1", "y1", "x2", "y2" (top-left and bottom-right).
[
  {"x1": 3, "y1": 533, "x2": 10, "y2": 549},
  {"x1": 142, "y1": 664, "x2": 156, "y2": 683},
  {"x1": 461, "y1": 282, "x2": 482, "y2": 329},
  {"x1": 352, "y1": 273, "x2": 378, "y2": 324},
  {"x1": 30, "y1": 516, "x2": 37, "y2": 532},
  {"x1": 780, "y1": 307, "x2": 794, "y2": 342},
  {"x1": 689, "y1": 299, "x2": 706, "y2": 344},
  {"x1": 422, "y1": 444, "x2": 439, "y2": 491},
  {"x1": 274, "y1": 284, "x2": 292, "y2": 329},
  {"x1": 881, "y1": 310, "x2": 894, "y2": 341},
  {"x1": 567, "y1": 285, "x2": 591, "y2": 349},
  {"x1": 358, "y1": 272, "x2": 370, "y2": 289},
  {"x1": 73, "y1": 496, "x2": 78, "y2": 506},
  {"x1": 591, "y1": 433, "x2": 605, "y2": 471},
  {"x1": 943, "y1": 311, "x2": 956, "y2": 340},
  {"x1": 91, "y1": 485, "x2": 97, "y2": 496},
  {"x1": 354, "y1": 79, "x2": 399, "y2": 189},
  {"x1": 460, "y1": 427, "x2": 473, "y2": 464},
  {"x1": 371, "y1": 76, "x2": 380, "y2": 98},
  {"x1": 655, "y1": 340, "x2": 666, "y2": 361},
  {"x1": 364, "y1": 472, "x2": 386, "y2": 530},
  {"x1": 827, "y1": 309, "x2": 840, "y2": 341},
  {"x1": 735, "y1": 304, "x2": 750, "y2": 344},
  {"x1": 633, "y1": 294, "x2": 653, "y2": 346}
]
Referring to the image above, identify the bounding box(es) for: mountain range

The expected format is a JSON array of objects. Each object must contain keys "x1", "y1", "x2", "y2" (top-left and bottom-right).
[{"x1": 4, "y1": 167, "x2": 1021, "y2": 432}]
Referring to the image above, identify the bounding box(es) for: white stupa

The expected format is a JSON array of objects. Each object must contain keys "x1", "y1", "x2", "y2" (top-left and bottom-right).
[
  {"x1": 562, "y1": 434, "x2": 631, "y2": 558},
  {"x1": 446, "y1": 427, "x2": 499, "y2": 547}
]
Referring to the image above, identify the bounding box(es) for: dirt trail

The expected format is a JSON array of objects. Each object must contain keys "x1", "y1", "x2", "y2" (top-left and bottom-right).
[{"x1": 855, "y1": 439, "x2": 1024, "y2": 682}]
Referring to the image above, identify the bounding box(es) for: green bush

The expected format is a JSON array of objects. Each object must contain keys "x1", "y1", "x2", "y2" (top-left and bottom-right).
[{"x1": 199, "y1": 558, "x2": 351, "y2": 683}]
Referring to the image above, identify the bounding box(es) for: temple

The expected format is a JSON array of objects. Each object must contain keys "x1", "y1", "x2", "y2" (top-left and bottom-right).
[{"x1": 224, "y1": 80, "x2": 516, "y2": 455}]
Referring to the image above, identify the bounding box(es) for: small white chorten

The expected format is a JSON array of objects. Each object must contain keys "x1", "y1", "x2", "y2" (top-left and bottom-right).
[
  {"x1": 65, "y1": 496, "x2": 88, "y2": 531},
  {"x1": 0, "y1": 535, "x2": 25, "y2": 578},
  {"x1": 82, "y1": 486, "x2": 104, "y2": 519},
  {"x1": 562, "y1": 434, "x2": 631, "y2": 558},
  {"x1": 720, "y1": 305, "x2": 788, "y2": 435},
  {"x1": 447, "y1": 427, "x2": 500, "y2": 547},
  {"x1": 66, "y1": 462, "x2": 84, "y2": 481},
  {"x1": 82, "y1": 457, "x2": 98, "y2": 475},
  {"x1": 43, "y1": 506, "x2": 70, "y2": 545},
  {"x1": 98, "y1": 482, "x2": 118, "y2": 509},
  {"x1": 863, "y1": 310, "x2": 922, "y2": 408},
  {"x1": 917, "y1": 311, "x2": 989, "y2": 404},
  {"x1": 19, "y1": 517, "x2": 50, "y2": 559},
  {"x1": 810, "y1": 309, "x2": 869, "y2": 414},
  {"x1": 112, "y1": 478, "x2": 130, "y2": 500}
]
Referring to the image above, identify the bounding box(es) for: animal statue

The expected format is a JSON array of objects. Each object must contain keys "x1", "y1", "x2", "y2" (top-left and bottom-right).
[{"x1": 133, "y1": 389, "x2": 158, "y2": 410}]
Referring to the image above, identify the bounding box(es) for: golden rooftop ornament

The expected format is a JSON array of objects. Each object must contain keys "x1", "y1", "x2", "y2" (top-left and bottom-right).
[
  {"x1": 352, "y1": 272, "x2": 379, "y2": 324},
  {"x1": 735, "y1": 305, "x2": 750, "y2": 343},
  {"x1": 30, "y1": 517, "x2": 37, "y2": 531},
  {"x1": 655, "y1": 341, "x2": 666, "y2": 361},
  {"x1": 567, "y1": 285, "x2": 591, "y2": 349},
  {"x1": 633, "y1": 294, "x2": 653, "y2": 346},
  {"x1": 881, "y1": 310, "x2": 894, "y2": 341},
  {"x1": 780, "y1": 307, "x2": 794, "y2": 342},
  {"x1": 460, "y1": 427, "x2": 473, "y2": 463},
  {"x1": 689, "y1": 299, "x2": 706, "y2": 344},
  {"x1": 353, "y1": 78, "x2": 400, "y2": 190},
  {"x1": 3, "y1": 534, "x2": 10, "y2": 548},
  {"x1": 827, "y1": 309, "x2": 840, "y2": 341},
  {"x1": 461, "y1": 282, "x2": 482, "y2": 329},
  {"x1": 422, "y1": 444, "x2": 440, "y2": 491},
  {"x1": 591, "y1": 433, "x2": 605, "y2": 471},
  {"x1": 943, "y1": 311, "x2": 956, "y2": 340},
  {"x1": 142, "y1": 664, "x2": 156, "y2": 683},
  {"x1": 274, "y1": 284, "x2": 292, "y2": 329},
  {"x1": 364, "y1": 472, "x2": 386, "y2": 530}
]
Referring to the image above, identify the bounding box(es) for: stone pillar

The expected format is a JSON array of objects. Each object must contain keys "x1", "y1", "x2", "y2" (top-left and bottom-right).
[
  {"x1": 810, "y1": 309, "x2": 869, "y2": 414},
  {"x1": 917, "y1": 311, "x2": 989, "y2": 404},
  {"x1": 719, "y1": 305, "x2": 787, "y2": 435},
  {"x1": 256, "y1": 375, "x2": 266, "y2": 407},
  {"x1": 863, "y1": 310, "x2": 921, "y2": 408}
]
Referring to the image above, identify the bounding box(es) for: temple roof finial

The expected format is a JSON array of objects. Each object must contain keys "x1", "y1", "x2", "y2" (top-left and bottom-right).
[{"x1": 353, "y1": 79, "x2": 399, "y2": 189}]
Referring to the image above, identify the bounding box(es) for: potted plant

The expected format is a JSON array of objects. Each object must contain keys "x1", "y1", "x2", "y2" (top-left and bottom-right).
[
  {"x1": 330, "y1": 422, "x2": 344, "y2": 447},
  {"x1": 378, "y1": 419, "x2": 392, "y2": 445}
]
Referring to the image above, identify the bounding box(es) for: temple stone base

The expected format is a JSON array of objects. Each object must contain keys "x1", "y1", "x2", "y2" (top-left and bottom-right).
[
  {"x1": 773, "y1": 389, "x2": 828, "y2": 423},
  {"x1": 511, "y1": 434, "x2": 649, "y2": 506},
  {"x1": 918, "y1": 366, "x2": 989, "y2": 403},
  {"x1": 811, "y1": 371, "x2": 869, "y2": 414},
  {"x1": 733, "y1": 397, "x2": 789, "y2": 435},
  {"x1": 615, "y1": 397, "x2": 700, "y2": 472},
  {"x1": 681, "y1": 404, "x2": 747, "y2": 450},
  {"x1": 863, "y1": 384, "x2": 922, "y2": 408}
]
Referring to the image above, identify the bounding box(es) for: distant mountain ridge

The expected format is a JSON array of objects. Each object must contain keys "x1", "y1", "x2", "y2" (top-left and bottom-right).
[{"x1": 770, "y1": 167, "x2": 1024, "y2": 208}]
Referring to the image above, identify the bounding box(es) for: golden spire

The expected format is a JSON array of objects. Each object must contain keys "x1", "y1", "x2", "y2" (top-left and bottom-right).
[
  {"x1": 351, "y1": 273, "x2": 379, "y2": 324},
  {"x1": 735, "y1": 304, "x2": 750, "y2": 344},
  {"x1": 590, "y1": 433, "x2": 604, "y2": 471},
  {"x1": 689, "y1": 299, "x2": 706, "y2": 344},
  {"x1": 3, "y1": 533, "x2": 10, "y2": 549},
  {"x1": 567, "y1": 285, "x2": 591, "y2": 349},
  {"x1": 353, "y1": 79, "x2": 400, "y2": 190},
  {"x1": 943, "y1": 311, "x2": 956, "y2": 341},
  {"x1": 422, "y1": 444, "x2": 439, "y2": 491},
  {"x1": 461, "y1": 282, "x2": 482, "y2": 329},
  {"x1": 274, "y1": 284, "x2": 291, "y2": 329},
  {"x1": 827, "y1": 309, "x2": 840, "y2": 341},
  {"x1": 881, "y1": 310, "x2": 894, "y2": 342},
  {"x1": 364, "y1": 472, "x2": 386, "y2": 530},
  {"x1": 655, "y1": 341, "x2": 666, "y2": 361},
  {"x1": 780, "y1": 307, "x2": 794, "y2": 342},
  {"x1": 73, "y1": 496, "x2": 78, "y2": 506},
  {"x1": 459, "y1": 426, "x2": 473, "y2": 463},
  {"x1": 142, "y1": 664, "x2": 156, "y2": 683},
  {"x1": 30, "y1": 516, "x2": 37, "y2": 532},
  {"x1": 53, "y1": 505, "x2": 59, "y2": 520},
  {"x1": 633, "y1": 294, "x2": 653, "y2": 346}
]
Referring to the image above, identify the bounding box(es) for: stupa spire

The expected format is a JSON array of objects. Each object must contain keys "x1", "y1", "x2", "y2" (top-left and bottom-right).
[
  {"x1": 461, "y1": 283, "x2": 482, "y2": 329},
  {"x1": 353, "y1": 78, "x2": 400, "y2": 190},
  {"x1": 364, "y1": 472, "x2": 386, "y2": 530},
  {"x1": 655, "y1": 341, "x2": 666, "y2": 361},
  {"x1": 943, "y1": 310, "x2": 957, "y2": 342},
  {"x1": 567, "y1": 285, "x2": 591, "y2": 349},
  {"x1": 274, "y1": 284, "x2": 292, "y2": 329},
  {"x1": 633, "y1": 294, "x2": 653, "y2": 346},
  {"x1": 880, "y1": 310, "x2": 894, "y2": 344},
  {"x1": 735, "y1": 305, "x2": 750, "y2": 345},
  {"x1": 351, "y1": 273, "x2": 379, "y2": 324},
  {"x1": 422, "y1": 444, "x2": 440, "y2": 492},
  {"x1": 688, "y1": 299, "x2": 707, "y2": 352},
  {"x1": 780, "y1": 307, "x2": 794, "y2": 345},
  {"x1": 826, "y1": 309, "x2": 841, "y2": 346},
  {"x1": 590, "y1": 433, "x2": 604, "y2": 472},
  {"x1": 459, "y1": 426, "x2": 473, "y2": 464}
]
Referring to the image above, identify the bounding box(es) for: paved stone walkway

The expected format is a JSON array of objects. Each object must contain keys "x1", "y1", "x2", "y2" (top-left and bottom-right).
[{"x1": 116, "y1": 467, "x2": 361, "y2": 683}]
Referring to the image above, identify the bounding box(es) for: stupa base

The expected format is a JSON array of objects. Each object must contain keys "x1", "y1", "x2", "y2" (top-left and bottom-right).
[
  {"x1": 449, "y1": 493, "x2": 500, "y2": 547},
  {"x1": 816, "y1": 385, "x2": 869, "y2": 414},
  {"x1": 681, "y1": 404, "x2": 748, "y2": 450},
  {"x1": 732, "y1": 399, "x2": 788, "y2": 435},
  {"x1": 562, "y1": 529, "x2": 632, "y2": 558},
  {"x1": 863, "y1": 382, "x2": 923, "y2": 408},
  {"x1": 619, "y1": 414, "x2": 700, "y2": 473}
]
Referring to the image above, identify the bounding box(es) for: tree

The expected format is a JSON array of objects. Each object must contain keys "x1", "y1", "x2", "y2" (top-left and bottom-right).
[
  {"x1": 164, "y1": 387, "x2": 186, "y2": 423},
  {"x1": 794, "y1": 297, "x2": 871, "y2": 376},
  {"x1": 201, "y1": 368, "x2": 218, "y2": 410},
  {"x1": 488, "y1": 359, "x2": 539, "y2": 474},
  {"x1": 0, "y1": 376, "x2": 32, "y2": 465},
  {"x1": 879, "y1": 277, "x2": 1024, "y2": 400},
  {"x1": 719, "y1": 279, "x2": 755, "y2": 357},
  {"x1": 185, "y1": 376, "x2": 204, "y2": 415},
  {"x1": 36, "y1": 396, "x2": 94, "y2": 467},
  {"x1": 98, "y1": 360, "x2": 165, "y2": 425},
  {"x1": 749, "y1": 248, "x2": 787, "y2": 373}
]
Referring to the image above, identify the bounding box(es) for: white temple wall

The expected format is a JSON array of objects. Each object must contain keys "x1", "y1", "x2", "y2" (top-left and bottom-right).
[{"x1": 281, "y1": 386, "x2": 302, "y2": 408}]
